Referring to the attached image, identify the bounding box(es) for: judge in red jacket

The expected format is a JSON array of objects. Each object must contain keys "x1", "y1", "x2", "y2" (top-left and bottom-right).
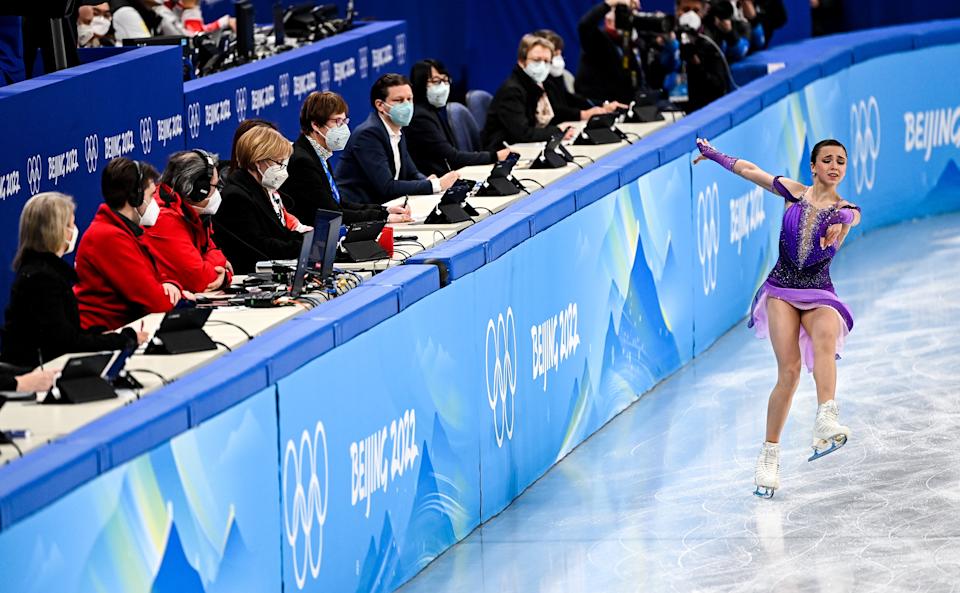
[
  {"x1": 74, "y1": 158, "x2": 185, "y2": 331},
  {"x1": 143, "y1": 149, "x2": 234, "y2": 293}
]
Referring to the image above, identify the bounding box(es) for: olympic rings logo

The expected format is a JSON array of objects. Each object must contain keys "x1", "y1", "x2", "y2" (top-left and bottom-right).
[
  {"x1": 279, "y1": 73, "x2": 291, "y2": 107},
  {"x1": 283, "y1": 421, "x2": 329, "y2": 590},
  {"x1": 139, "y1": 117, "x2": 153, "y2": 154},
  {"x1": 358, "y1": 47, "x2": 369, "y2": 79},
  {"x1": 697, "y1": 182, "x2": 720, "y2": 296},
  {"x1": 26, "y1": 154, "x2": 42, "y2": 196},
  {"x1": 850, "y1": 96, "x2": 880, "y2": 194},
  {"x1": 235, "y1": 87, "x2": 248, "y2": 122},
  {"x1": 485, "y1": 308, "x2": 517, "y2": 448},
  {"x1": 84, "y1": 135, "x2": 99, "y2": 173},
  {"x1": 188, "y1": 102, "x2": 201, "y2": 139},
  {"x1": 395, "y1": 33, "x2": 407, "y2": 65}
]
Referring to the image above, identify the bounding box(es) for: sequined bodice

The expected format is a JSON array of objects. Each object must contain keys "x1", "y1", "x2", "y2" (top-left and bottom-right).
[{"x1": 767, "y1": 199, "x2": 840, "y2": 291}]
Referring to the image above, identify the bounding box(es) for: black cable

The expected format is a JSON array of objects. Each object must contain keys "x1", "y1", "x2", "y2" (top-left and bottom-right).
[
  {"x1": 573, "y1": 154, "x2": 596, "y2": 164},
  {"x1": 473, "y1": 206, "x2": 494, "y2": 216},
  {"x1": 206, "y1": 320, "x2": 254, "y2": 340},
  {"x1": 694, "y1": 32, "x2": 740, "y2": 91},
  {"x1": 0, "y1": 432, "x2": 24, "y2": 457},
  {"x1": 396, "y1": 239, "x2": 427, "y2": 250},
  {"x1": 126, "y1": 368, "x2": 172, "y2": 385},
  {"x1": 517, "y1": 178, "x2": 546, "y2": 190},
  {"x1": 625, "y1": 132, "x2": 642, "y2": 142},
  {"x1": 213, "y1": 341, "x2": 233, "y2": 352}
]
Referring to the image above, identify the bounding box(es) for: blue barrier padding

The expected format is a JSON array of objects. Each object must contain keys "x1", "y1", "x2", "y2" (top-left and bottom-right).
[
  {"x1": 641, "y1": 120, "x2": 698, "y2": 164},
  {"x1": 305, "y1": 285, "x2": 401, "y2": 345},
  {"x1": 362, "y1": 264, "x2": 440, "y2": 310},
  {"x1": 500, "y1": 185, "x2": 577, "y2": 235},
  {"x1": 0, "y1": 441, "x2": 101, "y2": 531},
  {"x1": 158, "y1": 351, "x2": 272, "y2": 426},
  {"x1": 60, "y1": 393, "x2": 193, "y2": 470},
  {"x1": 566, "y1": 162, "x2": 621, "y2": 210},
  {"x1": 849, "y1": 30, "x2": 915, "y2": 63},
  {"x1": 77, "y1": 46, "x2": 136, "y2": 65},
  {"x1": 786, "y1": 61, "x2": 822, "y2": 92},
  {"x1": 731, "y1": 61, "x2": 771, "y2": 87},
  {"x1": 689, "y1": 109, "x2": 733, "y2": 141},
  {"x1": 405, "y1": 239, "x2": 487, "y2": 282},
  {"x1": 744, "y1": 68, "x2": 792, "y2": 108},
  {"x1": 450, "y1": 211, "x2": 533, "y2": 262},
  {"x1": 236, "y1": 316, "x2": 336, "y2": 382},
  {"x1": 913, "y1": 19, "x2": 960, "y2": 48},
  {"x1": 599, "y1": 143, "x2": 660, "y2": 185}
]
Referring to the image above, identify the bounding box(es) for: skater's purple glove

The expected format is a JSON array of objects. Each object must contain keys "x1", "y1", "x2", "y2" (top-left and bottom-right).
[
  {"x1": 828, "y1": 208, "x2": 856, "y2": 226},
  {"x1": 696, "y1": 140, "x2": 738, "y2": 172}
]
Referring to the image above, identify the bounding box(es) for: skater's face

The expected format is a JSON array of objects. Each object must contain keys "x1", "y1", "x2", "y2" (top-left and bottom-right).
[{"x1": 811, "y1": 146, "x2": 847, "y2": 187}]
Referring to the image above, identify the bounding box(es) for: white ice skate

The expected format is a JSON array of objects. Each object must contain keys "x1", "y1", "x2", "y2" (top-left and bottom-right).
[
  {"x1": 753, "y1": 442, "x2": 780, "y2": 498},
  {"x1": 808, "y1": 400, "x2": 850, "y2": 462}
]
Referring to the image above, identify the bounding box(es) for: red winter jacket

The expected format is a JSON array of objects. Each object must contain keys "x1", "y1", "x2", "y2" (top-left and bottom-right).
[
  {"x1": 74, "y1": 204, "x2": 179, "y2": 331},
  {"x1": 143, "y1": 184, "x2": 232, "y2": 293}
]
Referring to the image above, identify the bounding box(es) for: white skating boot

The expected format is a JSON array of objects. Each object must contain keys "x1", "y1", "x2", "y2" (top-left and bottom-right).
[
  {"x1": 754, "y1": 441, "x2": 780, "y2": 498},
  {"x1": 809, "y1": 399, "x2": 850, "y2": 462}
]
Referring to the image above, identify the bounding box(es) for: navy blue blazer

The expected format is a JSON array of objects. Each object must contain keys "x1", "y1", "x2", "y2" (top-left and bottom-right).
[{"x1": 334, "y1": 112, "x2": 433, "y2": 205}]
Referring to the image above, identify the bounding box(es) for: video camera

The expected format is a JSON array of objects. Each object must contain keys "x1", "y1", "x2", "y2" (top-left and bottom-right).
[{"x1": 614, "y1": 6, "x2": 675, "y2": 36}]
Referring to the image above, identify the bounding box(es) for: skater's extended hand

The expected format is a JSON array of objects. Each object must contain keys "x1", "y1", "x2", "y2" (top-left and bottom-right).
[
  {"x1": 821, "y1": 223, "x2": 843, "y2": 249},
  {"x1": 693, "y1": 138, "x2": 712, "y2": 165}
]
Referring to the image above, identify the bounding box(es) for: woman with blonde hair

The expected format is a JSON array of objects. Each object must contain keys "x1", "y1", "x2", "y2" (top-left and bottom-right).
[
  {"x1": 1, "y1": 192, "x2": 146, "y2": 368},
  {"x1": 212, "y1": 126, "x2": 311, "y2": 273}
]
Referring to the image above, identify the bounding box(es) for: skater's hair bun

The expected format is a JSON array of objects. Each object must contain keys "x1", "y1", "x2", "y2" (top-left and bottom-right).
[{"x1": 811, "y1": 139, "x2": 847, "y2": 163}]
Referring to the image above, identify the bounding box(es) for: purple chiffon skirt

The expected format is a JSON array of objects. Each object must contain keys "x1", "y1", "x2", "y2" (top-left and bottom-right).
[{"x1": 748, "y1": 281, "x2": 853, "y2": 372}]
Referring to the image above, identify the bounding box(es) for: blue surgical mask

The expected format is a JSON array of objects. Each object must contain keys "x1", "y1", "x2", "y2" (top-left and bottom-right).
[
  {"x1": 384, "y1": 101, "x2": 414, "y2": 127},
  {"x1": 321, "y1": 124, "x2": 351, "y2": 151},
  {"x1": 426, "y1": 82, "x2": 450, "y2": 108},
  {"x1": 523, "y1": 61, "x2": 550, "y2": 84}
]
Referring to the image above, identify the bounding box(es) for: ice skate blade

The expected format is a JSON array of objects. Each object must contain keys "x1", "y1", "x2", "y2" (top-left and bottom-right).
[
  {"x1": 808, "y1": 434, "x2": 848, "y2": 462},
  {"x1": 753, "y1": 486, "x2": 775, "y2": 499}
]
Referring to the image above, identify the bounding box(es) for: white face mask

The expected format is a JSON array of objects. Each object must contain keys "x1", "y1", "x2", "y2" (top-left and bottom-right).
[
  {"x1": 139, "y1": 199, "x2": 160, "y2": 227},
  {"x1": 426, "y1": 82, "x2": 451, "y2": 108},
  {"x1": 319, "y1": 124, "x2": 351, "y2": 151},
  {"x1": 678, "y1": 11, "x2": 702, "y2": 31},
  {"x1": 91, "y1": 15, "x2": 111, "y2": 36},
  {"x1": 523, "y1": 60, "x2": 550, "y2": 84},
  {"x1": 64, "y1": 225, "x2": 78, "y2": 254},
  {"x1": 550, "y1": 55, "x2": 566, "y2": 78},
  {"x1": 259, "y1": 163, "x2": 289, "y2": 191},
  {"x1": 195, "y1": 189, "x2": 222, "y2": 215}
]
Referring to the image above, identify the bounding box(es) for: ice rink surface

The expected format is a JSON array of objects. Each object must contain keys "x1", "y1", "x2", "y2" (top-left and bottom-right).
[{"x1": 398, "y1": 213, "x2": 960, "y2": 593}]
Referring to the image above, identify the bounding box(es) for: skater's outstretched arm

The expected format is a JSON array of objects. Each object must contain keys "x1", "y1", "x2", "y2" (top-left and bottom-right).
[{"x1": 693, "y1": 138, "x2": 805, "y2": 202}]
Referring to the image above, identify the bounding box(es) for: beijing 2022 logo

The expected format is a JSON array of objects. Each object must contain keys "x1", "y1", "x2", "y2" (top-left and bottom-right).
[
  {"x1": 283, "y1": 421, "x2": 329, "y2": 590},
  {"x1": 850, "y1": 96, "x2": 880, "y2": 194},
  {"x1": 697, "y1": 182, "x2": 720, "y2": 296},
  {"x1": 485, "y1": 308, "x2": 517, "y2": 448}
]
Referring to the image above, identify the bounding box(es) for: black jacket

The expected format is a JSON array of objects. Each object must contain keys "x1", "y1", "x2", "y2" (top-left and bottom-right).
[
  {"x1": 213, "y1": 168, "x2": 304, "y2": 273},
  {"x1": 282, "y1": 134, "x2": 388, "y2": 225},
  {"x1": 481, "y1": 65, "x2": 563, "y2": 151},
  {"x1": 543, "y1": 76, "x2": 593, "y2": 125},
  {"x1": 335, "y1": 112, "x2": 432, "y2": 205},
  {"x1": 681, "y1": 36, "x2": 730, "y2": 112},
  {"x1": 406, "y1": 102, "x2": 497, "y2": 177},
  {"x1": 574, "y1": 2, "x2": 643, "y2": 104},
  {"x1": 1, "y1": 250, "x2": 135, "y2": 368}
]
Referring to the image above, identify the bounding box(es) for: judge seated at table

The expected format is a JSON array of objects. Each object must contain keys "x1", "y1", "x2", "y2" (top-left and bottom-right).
[{"x1": 335, "y1": 73, "x2": 460, "y2": 205}]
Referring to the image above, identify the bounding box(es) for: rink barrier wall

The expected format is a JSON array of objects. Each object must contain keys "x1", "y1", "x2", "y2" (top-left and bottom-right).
[{"x1": 2, "y1": 20, "x2": 960, "y2": 593}]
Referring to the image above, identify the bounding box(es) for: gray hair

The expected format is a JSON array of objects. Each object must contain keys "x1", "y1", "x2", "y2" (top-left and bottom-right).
[{"x1": 161, "y1": 150, "x2": 218, "y2": 202}]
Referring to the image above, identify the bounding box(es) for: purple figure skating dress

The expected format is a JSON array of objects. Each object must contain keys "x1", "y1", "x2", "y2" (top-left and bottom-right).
[{"x1": 749, "y1": 177, "x2": 861, "y2": 371}]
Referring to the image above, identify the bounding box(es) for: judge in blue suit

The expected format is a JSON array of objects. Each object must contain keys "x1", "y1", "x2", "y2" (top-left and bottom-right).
[{"x1": 335, "y1": 73, "x2": 460, "y2": 204}]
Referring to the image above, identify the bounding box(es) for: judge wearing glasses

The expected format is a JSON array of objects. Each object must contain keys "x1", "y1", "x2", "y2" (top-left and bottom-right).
[{"x1": 281, "y1": 91, "x2": 412, "y2": 224}]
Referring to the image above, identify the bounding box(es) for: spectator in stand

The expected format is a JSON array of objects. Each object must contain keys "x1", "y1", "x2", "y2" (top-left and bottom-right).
[
  {"x1": 2, "y1": 192, "x2": 146, "y2": 369},
  {"x1": 406, "y1": 59, "x2": 511, "y2": 177},
  {"x1": 0, "y1": 16, "x2": 25, "y2": 86},
  {"x1": 74, "y1": 158, "x2": 188, "y2": 331},
  {"x1": 77, "y1": 4, "x2": 114, "y2": 48},
  {"x1": 144, "y1": 150, "x2": 234, "y2": 293},
  {"x1": 282, "y1": 91, "x2": 413, "y2": 224},
  {"x1": 811, "y1": 0, "x2": 842, "y2": 37}
]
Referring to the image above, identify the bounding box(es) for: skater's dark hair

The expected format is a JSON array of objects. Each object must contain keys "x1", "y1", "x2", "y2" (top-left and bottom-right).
[{"x1": 811, "y1": 139, "x2": 846, "y2": 163}]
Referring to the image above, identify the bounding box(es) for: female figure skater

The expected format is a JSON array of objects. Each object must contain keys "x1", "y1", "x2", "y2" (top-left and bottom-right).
[{"x1": 694, "y1": 138, "x2": 862, "y2": 498}]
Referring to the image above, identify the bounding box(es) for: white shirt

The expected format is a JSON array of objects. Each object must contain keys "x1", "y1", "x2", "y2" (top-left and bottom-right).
[
  {"x1": 379, "y1": 113, "x2": 441, "y2": 193},
  {"x1": 112, "y1": 7, "x2": 150, "y2": 41}
]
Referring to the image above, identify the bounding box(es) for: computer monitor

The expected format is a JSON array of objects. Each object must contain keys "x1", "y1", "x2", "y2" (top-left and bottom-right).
[
  {"x1": 290, "y1": 228, "x2": 315, "y2": 298},
  {"x1": 308, "y1": 209, "x2": 343, "y2": 284},
  {"x1": 235, "y1": 1, "x2": 255, "y2": 62}
]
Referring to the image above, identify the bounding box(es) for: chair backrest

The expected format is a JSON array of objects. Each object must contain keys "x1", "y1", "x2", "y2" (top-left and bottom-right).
[
  {"x1": 445, "y1": 101, "x2": 481, "y2": 152},
  {"x1": 466, "y1": 89, "x2": 493, "y2": 129}
]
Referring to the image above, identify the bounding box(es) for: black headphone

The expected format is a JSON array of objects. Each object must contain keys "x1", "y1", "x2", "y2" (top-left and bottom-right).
[
  {"x1": 187, "y1": 149, "x2": 217, "y2": 203},
  {"x1": 128, "y1": 160, "x2": 145, "y2": 208}
]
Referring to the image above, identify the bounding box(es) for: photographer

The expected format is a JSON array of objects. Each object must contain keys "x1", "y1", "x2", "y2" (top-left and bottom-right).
[{"x1": 575, "y1": 0, "x2": 648, "y2": 105}]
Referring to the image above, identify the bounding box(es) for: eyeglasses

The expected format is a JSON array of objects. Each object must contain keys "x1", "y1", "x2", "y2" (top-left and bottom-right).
[
  {"x1": 267, "y1": 159, "x2": 288, "y2": 169},
  {"x1": 526, "y1": 58, "x2": 551, "y2": 66},
  {"x1": 327, "y1": 117, "x2": 350, "y2": 127},
  {"x1": 427, "y1": 76, "x2": 451, "y2": 85}
]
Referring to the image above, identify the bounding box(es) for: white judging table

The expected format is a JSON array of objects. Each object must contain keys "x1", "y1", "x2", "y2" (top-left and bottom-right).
[{"x1": 0, "y1": 115, "x2": 681, "y2": 463}]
